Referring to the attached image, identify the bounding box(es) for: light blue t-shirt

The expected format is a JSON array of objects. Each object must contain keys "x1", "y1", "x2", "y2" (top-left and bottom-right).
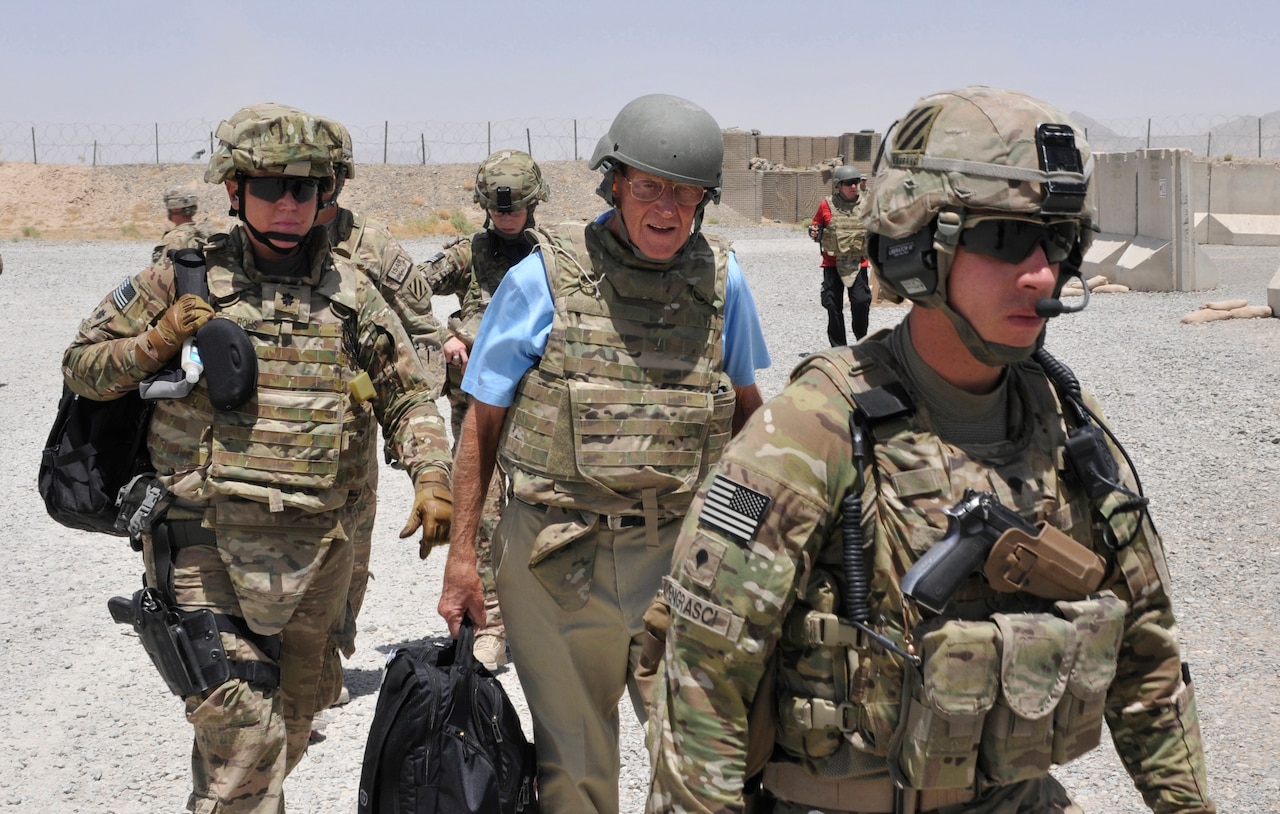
[{"x1": 462, "y1": 227, "x2": 772, "y2": 408}]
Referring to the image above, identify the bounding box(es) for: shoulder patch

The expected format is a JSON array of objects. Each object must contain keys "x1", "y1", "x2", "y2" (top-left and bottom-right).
[
  {"x1": 387, "y1": 253, "x2": 412, "y2": 287},
  {"x1": 662, "y1": 576, "x2": 744, "y2": 641},
  {"x1": 112, "y1": 276, "x2": 137, "y2": 311},
  {"x1": 405, "y1": 270, "x2": 430, "y2": 301},
  {"x1": 698, "y1": 475, "x2": 770, "y2": 544},
  {"x1": 893, "y1": 103, "x2": 943, "y2": 157}
]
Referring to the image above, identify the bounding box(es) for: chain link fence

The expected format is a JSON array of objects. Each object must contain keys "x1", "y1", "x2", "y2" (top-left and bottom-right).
[
  {"x1": 1078, "y1": 113, "x2": 1280, "y2": 158},
  {"x1": 0, "y1": 117, "x2": 613, "y2": 166}
]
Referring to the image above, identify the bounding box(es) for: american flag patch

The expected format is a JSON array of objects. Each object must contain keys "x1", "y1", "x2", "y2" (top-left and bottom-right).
[
  {"x1": 111, "y1": 277, "x2": 137, "y2": 311},
  {"x1": 699, "y1": 475, "x2": 771, "y2": 543}
]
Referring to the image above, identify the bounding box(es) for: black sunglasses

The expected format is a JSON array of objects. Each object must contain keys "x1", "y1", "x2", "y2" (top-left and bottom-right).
[
  {"x1": 242, "y1": 176, "x2": 325, "y2": 204},
  {"x1": 959, "y1": 218, "x2": 1079, "y2": 264}
]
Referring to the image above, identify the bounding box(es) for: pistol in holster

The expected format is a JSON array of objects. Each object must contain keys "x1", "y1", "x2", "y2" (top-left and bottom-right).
[{"x1": 108, "y1": 586, "x2": 230, "y2": 698}]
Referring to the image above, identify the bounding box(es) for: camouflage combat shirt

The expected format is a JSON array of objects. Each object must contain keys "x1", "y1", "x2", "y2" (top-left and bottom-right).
[{"x1": 648, "y1": 325, "x2": 1214, "y2": 814}]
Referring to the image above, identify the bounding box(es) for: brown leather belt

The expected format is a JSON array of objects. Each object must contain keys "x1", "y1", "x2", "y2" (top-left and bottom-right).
[{"x1": 762, "y1": 762, "x2": 975, "y2": 813}]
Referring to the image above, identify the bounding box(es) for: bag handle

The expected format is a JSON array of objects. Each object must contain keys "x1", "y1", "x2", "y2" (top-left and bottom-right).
[{"x1": 444, "y1": 614, "x2": 484, "y2": 732}]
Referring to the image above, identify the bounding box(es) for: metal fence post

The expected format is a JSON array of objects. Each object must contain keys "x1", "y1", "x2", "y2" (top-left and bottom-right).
[
  {"x1": 421, "y1": 133, "x2": 426, "y2": 165},
  {"x1": 93, "y1": 139, "x2": 97, "y2": 166},
  {"x1": 155, "y1": 123, "x2": 160, "y2": 164},
  {"x1": 1259, "y1": 118, "x2": 1263, "y2": 158},
  {"x1": 526, "y1": 128, "x2": 531, "y2": 155},
  {"x1": 1206, "y1": 132, "x2": 1211, "y2": 158},
  {"x1": 574, "y1": 119, "x2": 578, "y2": 161},
  {"x1": 1146, "y1": 118, "x2": 1151, "y2": 149},
  {"x1": 31, "y1": 126, "x2": 37, "y2": 164},
  {"x1": 383, "y1": 121, "x2": 388, "y2": 164}
]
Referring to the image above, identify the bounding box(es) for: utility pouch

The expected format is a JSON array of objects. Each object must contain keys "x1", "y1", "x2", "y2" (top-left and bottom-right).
[
  {"x1": 1051, "y1": 594, "x2": 1126, "y2": 764},
  {"x1": 979, "y1": 613, "x2": 1075, "y2": 785},
  {"x1": 108, "y1": 587, "x2": 230, "y2": 698},
  {"x1": 892, "y1": 619, "x2": 998, "y2": 789},
  {"x1": 982, "y1": 524, "x2": 1106, "y2": 600},
  {"x1": 113, "y1": 472, "x2": 174, "y2": 546}
]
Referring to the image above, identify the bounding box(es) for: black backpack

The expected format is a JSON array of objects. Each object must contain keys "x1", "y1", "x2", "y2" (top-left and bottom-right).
[
  {"x1": 358, "y1": 618, "x2": 538, "y2": 814},
  {"x1": 38, "y1": 384, "x2": 153, "y2": 536},
  {"x1": 38, "y1": 249, "x2": 211, "y2": 537}
]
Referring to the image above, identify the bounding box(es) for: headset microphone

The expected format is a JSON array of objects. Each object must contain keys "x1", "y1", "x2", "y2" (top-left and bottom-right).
[{"x1": 1036, "y1": 273, "x2": 1091, "y2": 318}]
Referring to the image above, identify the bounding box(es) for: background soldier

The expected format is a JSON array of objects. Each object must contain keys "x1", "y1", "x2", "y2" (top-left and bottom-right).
[
  {"x1": 153, "y1": 187, "x2": 215, "y2": 264},
  {"x1": 310, "y1": 117, "x2": 452, "y2": 705},
  {"x1": 648, "y1": 87, "x2": 1215, "y2": 813},
  {"x1": 65, "y1": 103, "x2": 453, "y2": 813},
  {"x1": 438, "y1": 93, "x2": 772, "y2": 813},
  {"x1": 809, "y1": 164, "x2": 872, "y2": 345},
  {"x1": 439, "y1": 148, "x2": 550, "y2": 670}
]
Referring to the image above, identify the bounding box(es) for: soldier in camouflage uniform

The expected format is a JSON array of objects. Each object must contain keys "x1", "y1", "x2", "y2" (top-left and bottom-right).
[
  {"x1": 648, "y1": 87, "x2": 1215, "y2": 814},
  {"x1": 307, "y1": 117, "x2": 452, "y2": 698},
  {"x1": 153, "y1": 187, "x2": 217, "y2": 265},
  {"x1": 438, "y1": 149, "x2": 550, "y2": 670},
  {"x1": 438, "y1": 94, "x2": 772, "y2": 814},
  {"x1": 64, "y1": 103, "x2": 453, "y2": 813},
  {"x1": 810, "y1": 165, "x2": 872, "y2": 345}
]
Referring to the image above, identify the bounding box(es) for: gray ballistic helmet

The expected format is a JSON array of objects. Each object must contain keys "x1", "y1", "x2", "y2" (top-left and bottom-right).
[
  {"x1": 831, "y1": 164, "x2": 861, "y2": 195},
  {"x1": 590, "y1": 93, "x2": 724, "y2": 206}
]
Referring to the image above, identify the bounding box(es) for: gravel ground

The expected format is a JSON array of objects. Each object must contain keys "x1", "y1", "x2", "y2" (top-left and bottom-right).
[{"x1": 1, "y1": 231, "x2": 1276, "y2": 812}]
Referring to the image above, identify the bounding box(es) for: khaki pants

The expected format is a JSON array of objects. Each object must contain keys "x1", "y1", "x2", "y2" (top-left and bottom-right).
[
  {"x1": 174, "y1": 533, "x2": 352, "y2": 813},
  {"x1": 494, "y1": 499, "x2": 677, "y2": 814}
]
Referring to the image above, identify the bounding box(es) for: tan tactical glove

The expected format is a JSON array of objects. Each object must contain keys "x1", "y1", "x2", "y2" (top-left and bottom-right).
[
  {"x1": 400, "y1": 470, "x2": 453, "y2": 558},
  {"x1": 145, "y1": 294, "x2": 214, "y2": 360}
]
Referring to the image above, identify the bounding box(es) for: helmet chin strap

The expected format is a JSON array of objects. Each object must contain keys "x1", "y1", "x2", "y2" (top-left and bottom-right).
[{"x1": 928, "y1": 238, "x2": 1042, "y2": 367}]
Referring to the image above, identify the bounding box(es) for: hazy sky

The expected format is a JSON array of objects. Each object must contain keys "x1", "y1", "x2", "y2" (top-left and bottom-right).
[{"x1": 2, "y1": 0, "x2": 1276, "y2": 137}]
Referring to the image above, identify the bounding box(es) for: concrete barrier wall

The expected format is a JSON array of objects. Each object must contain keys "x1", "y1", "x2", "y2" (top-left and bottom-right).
[
  {"x1": 1083, "y1": 149, "x2": 1218, "y2": 291},
  {"x1": 1194, "y1": 160, "x2": 1280, "y2": 246}
]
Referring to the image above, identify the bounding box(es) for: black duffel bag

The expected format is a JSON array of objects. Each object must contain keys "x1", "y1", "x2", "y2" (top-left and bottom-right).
[{"x1": 358, "y1": 617, "x2": 538, "y2": 814}]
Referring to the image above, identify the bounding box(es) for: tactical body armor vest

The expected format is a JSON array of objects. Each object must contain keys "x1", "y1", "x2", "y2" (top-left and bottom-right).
[
  {"x1": 148, "y1": 233, "x2": 376, "y2": 516},
  {"x1": 500, "y1": 222, "x2": 737, "y2": 518},
  {"x1": 771, "y1": 337, "x2": 1133, "y2": 792},
  {"x1": 820, "y1": 195, "x2": 867, "y2": 259},
  {"x1": 470, "y1": 229, "x2": 531, "y2": 309}
]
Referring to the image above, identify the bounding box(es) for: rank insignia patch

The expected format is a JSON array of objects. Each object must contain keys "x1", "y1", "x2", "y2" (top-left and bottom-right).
[{"x1": 699, "y1": 475, "x2": 770, "y2": 543}]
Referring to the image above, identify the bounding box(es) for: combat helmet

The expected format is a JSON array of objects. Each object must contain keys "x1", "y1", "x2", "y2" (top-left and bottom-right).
[
  {"x1": 162, "y1": 188, "x2": 198, "y2": 215},
  {"x1": 313, "y1": 114, "x2": 356, "y2": 210},
  {"x1": 205, "y1": 102, "x2": 337, "y2": 252},
  {"x1": 864, "y1": 85, "x2": 1096, "y2": 365},
  {"x1": 589, "y1": 94, "x2": 724, "y2": 260},
  {"x1": 474, "y1": 150, "x2": 549, "y2": 216}
]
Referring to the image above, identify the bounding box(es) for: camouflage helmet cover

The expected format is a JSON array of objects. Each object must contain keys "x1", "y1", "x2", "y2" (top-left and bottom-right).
[
  {"x1": 473, "y1": 150, "x2": 549, "y2": 212},
  {"x1": 318, "y1": 115, "x2": 356, "y2": 180},
  {"x1": 590, "y1": 93, "x2": 724, "y2": 203},
  {"x1": 162, "y1": 187, "x2": 199, "y2": 211},
  {"x1": 204, "y1": 102, "x2": 337, "y2": 184},
  {"x1": 863, "y1": 86, "x2": 1096, "y2": 242}
]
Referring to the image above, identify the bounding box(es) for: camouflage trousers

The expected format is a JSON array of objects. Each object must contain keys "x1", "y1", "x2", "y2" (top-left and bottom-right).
[
  {"x1": 450, "y1": 384, "x2": 505, "y2": 637},
  {"x1": 493, "y1": 498, "x2": 677, "y2": 814},
  {"x1": 332, "y1": 445, "x2": 381, "y2": 659},
  {"x1": 765, "y1": 774, "x2": 1081, "y2": 814},
  {"x1": 168, "y1": 530, "x2": 351, "y2": 813}
]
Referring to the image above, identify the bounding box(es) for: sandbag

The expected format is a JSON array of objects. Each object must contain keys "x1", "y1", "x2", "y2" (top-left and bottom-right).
[
  {"x1": 1180, "y1": 309, "x2": 1233, "y2": 324},
  {"x1": 1203, "y1": 298, "x2": 1249, "y2": 311},
  {"x1": 1092, "y1": 284, "x2": 1130, "y2": 294},
  {"x1": 1229, "y1": 305, "x2": 1274, "y2": 319}
]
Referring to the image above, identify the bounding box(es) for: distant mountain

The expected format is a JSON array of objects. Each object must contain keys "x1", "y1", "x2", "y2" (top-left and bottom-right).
[{"x1": 1070, "y1": 110, "x2": 1280, "y2": 159}]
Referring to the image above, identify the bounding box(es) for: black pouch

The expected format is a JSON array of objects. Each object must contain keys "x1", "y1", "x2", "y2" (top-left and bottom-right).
[{"x1": 197, "y1": 318, "x2": 257, "y2": 411}]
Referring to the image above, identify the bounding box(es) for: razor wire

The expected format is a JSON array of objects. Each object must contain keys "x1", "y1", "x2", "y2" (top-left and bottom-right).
[
  {"x1": 0, "y1": 117, "x2": 613, "y2": 166},
  {"x1": 5, "y1": 114, "x2": 1280, "y2": 166}
]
